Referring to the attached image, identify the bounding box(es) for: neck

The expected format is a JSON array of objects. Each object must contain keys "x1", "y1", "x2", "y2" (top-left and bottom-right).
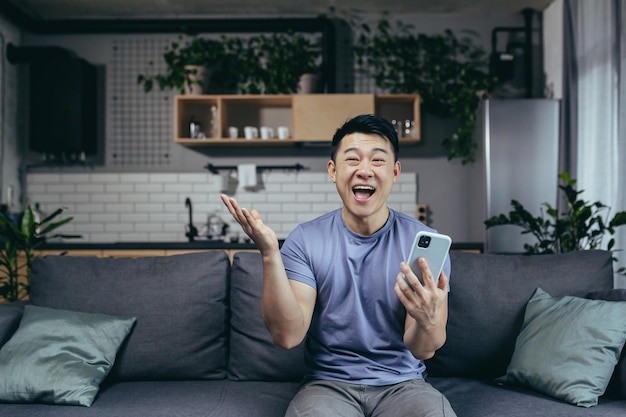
[{"x1": 342, "y1": 207, "x2": 390, "y2": 236}]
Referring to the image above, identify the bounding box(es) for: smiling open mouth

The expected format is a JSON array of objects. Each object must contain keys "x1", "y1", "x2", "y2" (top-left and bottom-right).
[{"x1": 353, "y1": 185, "x2": 375, "y2": 201}]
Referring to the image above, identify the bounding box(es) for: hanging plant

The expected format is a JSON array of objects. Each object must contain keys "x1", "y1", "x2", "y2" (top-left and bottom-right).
[
  {"x1": 351, "y1": 12, "x2": 495, "y2": 164},
  {"x1": 138, "y1": 31, "x2": 321, "y2": 95},
  {"x1": 231, "y1": 31, "x2": 321, "y2": 94},
  {"x1": 137, "y1": 34, "x2": 232, "y2": 94}
]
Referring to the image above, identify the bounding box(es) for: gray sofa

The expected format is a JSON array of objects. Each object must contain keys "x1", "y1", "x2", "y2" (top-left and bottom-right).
[{"x1": 0, "y1": 249, "x2": 624, "y2": 416}]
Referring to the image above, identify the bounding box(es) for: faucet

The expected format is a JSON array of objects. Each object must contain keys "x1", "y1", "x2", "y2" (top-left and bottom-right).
[{"x1": 184, "y1": 197, "x2": 198, "y2": 242}]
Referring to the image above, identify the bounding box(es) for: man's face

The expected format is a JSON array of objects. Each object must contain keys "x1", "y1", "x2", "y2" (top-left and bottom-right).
[{"x1": 327, "y1": 132, "x2": 400, "y2": 233}]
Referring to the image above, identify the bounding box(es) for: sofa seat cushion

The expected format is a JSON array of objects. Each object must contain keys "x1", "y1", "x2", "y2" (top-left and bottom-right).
[
  {"x1": 0, "y1": 380, "x2": 300, "y2": 417},
  {"x1": 228, "y1": 251, "x2": 306, "y2": 381},
  {"x1": 0, "y1": 305, "x2": 135, "y2": 406},
  {"x1": 29, "y1": 251, "x2": 230, "y2": 381},
  {"x1": 426, "y1": 250, "x2": 614, "y2": 379},
  {"x1": 429, "y1": 377, "x2": 626, "y2": 417}
]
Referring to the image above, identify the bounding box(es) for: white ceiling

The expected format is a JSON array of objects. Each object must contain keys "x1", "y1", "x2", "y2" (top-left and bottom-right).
[{"x1": 8, "y1": 0, "x2": 556, "y2": 20}]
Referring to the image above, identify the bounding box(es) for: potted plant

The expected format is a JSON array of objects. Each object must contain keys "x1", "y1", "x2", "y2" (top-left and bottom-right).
[
  {"x1": 233, "y1": 31, "x2": 322, "y2": 94},
  {"x1": 0, "y1": 206, "x2": 81, "y2": 302},
  {"x1": 351, "y1": 12, "x2": 495, "y2": 164},
  {"x1": 484, "y1": 171, "x2": 626, "y2": 274},
  {"x1": 137, "y1": 35, "x2": 230, "y2": 94}
]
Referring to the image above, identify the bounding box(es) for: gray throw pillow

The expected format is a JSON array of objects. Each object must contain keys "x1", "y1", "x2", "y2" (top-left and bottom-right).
[
  {"x1": 0, "y1": 305, "x2": 135, "y2": 406},
  {"x1": 495, "y1": 288, "x2": 626, "y2": 407},
  {"x1": 227, "y1": 251, "x2": 306, "y2": 381},
  {"x1": 29, "y1": 251, "x2": 230, "y2": 381},
  {"x1": 586, "y1": 288, "x2": 626, "y2": 399}
]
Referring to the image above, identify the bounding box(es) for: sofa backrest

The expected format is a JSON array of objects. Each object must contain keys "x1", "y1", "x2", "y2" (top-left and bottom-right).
[
  {"x1": 227, "y1": 251, "x2": 306, "y2": 381},
  {"x1": 425, "y1": 249, "x2": 615, "y2": 379},
  {"x1": 18, "y1": 249, "x2": 615, "y2": 384},
  {"x1": 0, "y1": 301, "x2": 26, "y2": 347},
  {"x1": 29, "y1": 251, "x2": 231, "y2": 381}
]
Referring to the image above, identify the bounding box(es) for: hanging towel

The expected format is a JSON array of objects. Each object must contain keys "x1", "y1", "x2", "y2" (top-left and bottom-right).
[{"x1": 237, "y1": 164, "x2": 257, "y2": 189}]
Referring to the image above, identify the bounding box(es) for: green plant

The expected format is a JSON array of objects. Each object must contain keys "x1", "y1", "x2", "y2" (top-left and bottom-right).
[
  {"x1": 0, "y1": 206, "x2": 81, "y2": 302},
  {"x1": 137, "y1": 35, "x2": 230, "y2": 94},
  {"x1": 138, "y1": 31, "x2": 321, "y2": 95},
  {"x1": 484, "y1": 172, "x2": 626, "y2": 274},
  {"x1": 350, "y1": 12, "x2": 495, "y2": 164},
  {"x1": 234, "y1": 31, "x2": 321, "y2": 94}
]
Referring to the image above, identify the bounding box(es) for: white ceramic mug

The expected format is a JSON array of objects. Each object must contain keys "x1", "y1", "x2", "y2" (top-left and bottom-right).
[
  {"x1": 244, "y1": 126, "x2": 258, "y2": 140},
  {"x1": 277, "y1": 126, "x2": 290, "y2": 140},
  {"x1": 228, "y1": 126, "x2": 238, "y2": 139},
  {"x1": 260, "y1": 126, "x2": 274, "y2": 140}
]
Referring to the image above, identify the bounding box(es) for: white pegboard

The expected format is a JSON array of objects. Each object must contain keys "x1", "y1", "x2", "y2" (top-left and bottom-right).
[{"x1": 109, "y1": 38, "x2": 174, "y2": 166}]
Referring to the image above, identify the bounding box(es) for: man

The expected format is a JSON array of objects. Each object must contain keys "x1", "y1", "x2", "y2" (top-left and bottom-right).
[{"x1": 221, "y1": 114, "x2": 456, "y2": 417}]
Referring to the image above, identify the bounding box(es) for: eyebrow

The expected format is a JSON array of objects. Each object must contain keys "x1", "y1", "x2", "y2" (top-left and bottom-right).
[{"x1": 342, "y1": 147, "x2": 390, "y2": 155}]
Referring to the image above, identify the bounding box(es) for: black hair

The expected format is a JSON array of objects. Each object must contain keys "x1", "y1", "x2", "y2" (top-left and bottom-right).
[{"x1": 330, "y1": 114, "x2": 399, "y2": 162}]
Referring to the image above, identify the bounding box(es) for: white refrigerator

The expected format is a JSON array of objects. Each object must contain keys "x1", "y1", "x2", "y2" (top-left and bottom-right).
[{"x1": 469, "y1": 99, "x2": 561, "y2": 254}]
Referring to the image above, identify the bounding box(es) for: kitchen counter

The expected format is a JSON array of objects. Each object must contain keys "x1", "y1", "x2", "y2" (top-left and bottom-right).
[{"x1": 38, "y1": 240, "x2": 263, "y2": 251}]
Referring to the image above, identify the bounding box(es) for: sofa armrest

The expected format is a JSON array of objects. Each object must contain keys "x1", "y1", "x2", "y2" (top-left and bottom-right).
[{"x1": 0, "y1": 301, "x2": 27, "y2": 347}]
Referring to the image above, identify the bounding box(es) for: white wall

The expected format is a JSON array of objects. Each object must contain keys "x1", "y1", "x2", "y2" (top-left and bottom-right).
[{"x1": 27, "y1": 171, "x2": 417, "y2": 242}]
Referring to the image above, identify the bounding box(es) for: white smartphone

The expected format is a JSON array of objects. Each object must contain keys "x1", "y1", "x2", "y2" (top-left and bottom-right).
[{"x1": 406, "y1": 231, "x2": 452, "y2": 285}]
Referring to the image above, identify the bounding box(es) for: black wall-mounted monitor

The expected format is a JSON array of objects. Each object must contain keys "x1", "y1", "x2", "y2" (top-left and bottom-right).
[{"x1": 7, "y1": 44, "x2": 100, "y2": 162}]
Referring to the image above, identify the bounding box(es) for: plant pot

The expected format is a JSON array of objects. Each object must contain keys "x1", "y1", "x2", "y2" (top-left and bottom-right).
[
  {"x1": 297, "y1": 73, "x2": 319, "y2": 94},
  {"x1": 184, "y1": 65, "x2": 212, "y2": 95}
]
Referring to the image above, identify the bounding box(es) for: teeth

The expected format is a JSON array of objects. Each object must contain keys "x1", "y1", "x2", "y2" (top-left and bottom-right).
[{"x1": 353, "y1": 186, "x2": 375, "y2": 191}]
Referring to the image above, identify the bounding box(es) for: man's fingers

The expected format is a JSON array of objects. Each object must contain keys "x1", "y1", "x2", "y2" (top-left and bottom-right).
[
  {"x1": 221, "y1": 194, "x2": 253, "y2": 231},
  {"x1": 418, "y1": 257, "x2": 438, "y2": 289},
  {"x1": 437, "y1": 270, "x2": 449, "y2": 290},
  {"x1": 220, "y1": 194, "x2": 241, "y2": 220}
]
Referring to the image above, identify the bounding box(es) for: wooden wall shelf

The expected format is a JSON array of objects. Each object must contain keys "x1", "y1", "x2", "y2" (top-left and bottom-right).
[{"x1": 174, "y1": 94, "x2": 421, "y2": 146}]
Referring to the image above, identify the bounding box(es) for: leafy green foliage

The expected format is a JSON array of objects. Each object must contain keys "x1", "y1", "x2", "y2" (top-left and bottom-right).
[
  {"x1": 137, "y1": 35, "x2": 231, "y2": 94},
  {"x1": 0, "y1": 206, "x2": 81, "y2": 302},
  {"x1": 237, "y1": 32, "x2": 320, "y2": 94},
  {"x1": 350, "y1": 12, "x2": 495, "y2": 164},
  {"x1": 137, "y1": 31, "x2": 321, "y2": 95},
  {"x1": 484, "y1": 172, "x2": 626, "y2": 274}
]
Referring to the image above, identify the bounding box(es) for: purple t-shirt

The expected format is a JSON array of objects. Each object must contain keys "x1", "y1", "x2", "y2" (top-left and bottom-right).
[{"x1": 281, "y1": 208, "x2": 451, "y2": 385}]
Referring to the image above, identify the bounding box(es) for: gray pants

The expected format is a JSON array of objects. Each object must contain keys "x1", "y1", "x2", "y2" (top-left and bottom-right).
[{"x1": 285, "y1": 379, "x2": 457, "y2": 417}]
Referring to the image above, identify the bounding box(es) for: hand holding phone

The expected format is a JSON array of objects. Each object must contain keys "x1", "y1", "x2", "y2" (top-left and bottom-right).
[{"x1": 406, "y1": 231, "x2": 452, "y2": 285}]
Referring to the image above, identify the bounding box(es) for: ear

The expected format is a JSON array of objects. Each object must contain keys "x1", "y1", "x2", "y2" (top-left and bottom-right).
[
  {"x1": 393, "y1": 160, "x2": 401, "y2": 182},
  {"x1": 327, "y1": 159, "x2": 337, "y2": 183}
]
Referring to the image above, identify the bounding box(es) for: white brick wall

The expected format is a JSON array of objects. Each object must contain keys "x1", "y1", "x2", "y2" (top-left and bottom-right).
[{"x1": 26, "y1": 172, "x2": 417, "y2": 243}]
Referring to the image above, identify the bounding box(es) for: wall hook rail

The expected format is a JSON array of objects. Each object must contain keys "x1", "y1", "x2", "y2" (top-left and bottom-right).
[{"x1": 204, "y1": 163, "x2": 309, "y2": 175}]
